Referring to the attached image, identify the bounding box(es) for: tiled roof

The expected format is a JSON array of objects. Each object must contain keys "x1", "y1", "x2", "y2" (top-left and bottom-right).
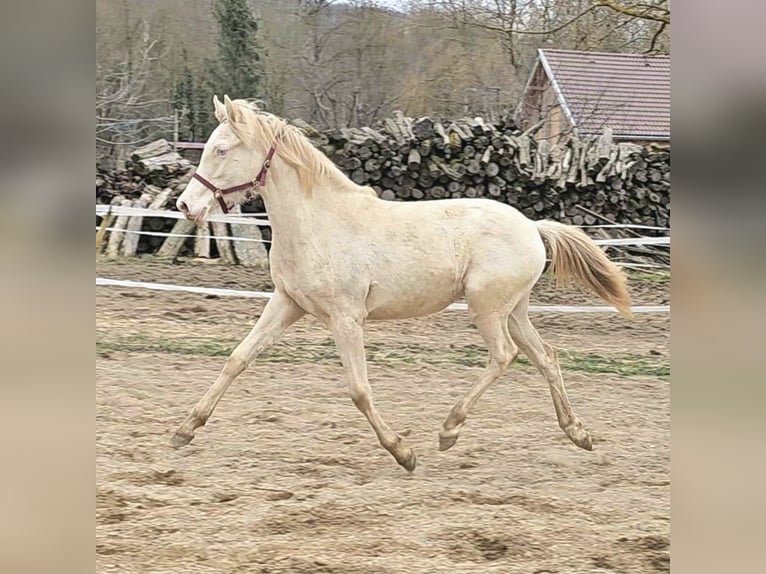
[{"x1": 539, "y1": 49, "x2": 670, "y2": 140}]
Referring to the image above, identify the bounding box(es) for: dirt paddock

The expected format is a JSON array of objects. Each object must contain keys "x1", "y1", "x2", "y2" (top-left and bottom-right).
[{"x1": 96, "y1": 259, "x2": 670, "y2": 573}]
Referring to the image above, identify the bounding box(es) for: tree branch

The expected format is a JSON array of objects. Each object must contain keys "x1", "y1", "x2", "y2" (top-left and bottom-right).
[
  {"x1": 593, "y1": 0, "x2": 670, "y2": 25},
  {"x1": 646, "y1": 21, "x2": 667, "y2": 53}
]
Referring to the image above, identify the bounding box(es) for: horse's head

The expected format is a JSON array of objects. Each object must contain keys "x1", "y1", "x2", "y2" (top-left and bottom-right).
[{"x1": 177, "y1": 95, "x2": 271, "y2": 222}]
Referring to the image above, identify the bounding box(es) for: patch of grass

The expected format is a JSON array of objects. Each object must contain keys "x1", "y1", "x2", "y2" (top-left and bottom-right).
[
  {"x1": 97, "y1": 333, "x2": 668, "y2": 380},
  {"x1": 97, "y1": 335, "x2": 234, "y2": 357},
  {"x1": 624, "y1": 270, "x2": 670, "y2": 282},
  {"x1": 558, "y1": 351, "x2": 669, "y2": 379}
]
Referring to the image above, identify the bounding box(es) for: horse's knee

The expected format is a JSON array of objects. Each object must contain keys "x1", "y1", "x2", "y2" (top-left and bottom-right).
[
  {"x1": 331, "y1": 316, "x2": 364, "y2": 342},
  {"x1": 494, "y1": 343, "x2": 519, "y2": 370}
]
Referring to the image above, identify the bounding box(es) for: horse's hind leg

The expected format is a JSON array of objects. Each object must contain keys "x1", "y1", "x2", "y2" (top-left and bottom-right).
[
  {"x1": 439, "y1": 306, "x2": 519, "y2": 451},
  {"x1": 508, "y1": 297, "x2": 593, "y2": 450},
  {"x1": 170, "y1": 290, "x2": 304, "y2": 447}
]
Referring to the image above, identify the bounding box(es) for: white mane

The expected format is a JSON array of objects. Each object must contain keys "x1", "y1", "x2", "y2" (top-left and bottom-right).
[{"x1": 226, "y1": 100, "x2": 366, "y2": 194}]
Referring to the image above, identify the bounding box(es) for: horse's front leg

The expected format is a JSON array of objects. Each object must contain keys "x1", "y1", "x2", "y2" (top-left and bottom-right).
[
  {"x1": 330, "y1": 315, "x2": 417, "y2": 472},
  {"x1": 170, "y1": 290, "x2": 305, "y2": 447}
]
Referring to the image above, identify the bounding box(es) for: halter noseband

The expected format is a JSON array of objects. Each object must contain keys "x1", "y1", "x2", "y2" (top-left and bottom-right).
[{"x1": 191, "y1": 144, "x2": 277, "y2": 214}]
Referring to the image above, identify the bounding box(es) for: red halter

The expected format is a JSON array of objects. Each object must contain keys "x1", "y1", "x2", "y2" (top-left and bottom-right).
[{"x1": 191, "y1": 144, "x2": 277, "y2": 214}]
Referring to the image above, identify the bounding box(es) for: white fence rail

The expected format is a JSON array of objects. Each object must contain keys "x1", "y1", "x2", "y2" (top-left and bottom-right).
[{"x1": 96, "y1": 278, "x2": 670, "y2": 314}]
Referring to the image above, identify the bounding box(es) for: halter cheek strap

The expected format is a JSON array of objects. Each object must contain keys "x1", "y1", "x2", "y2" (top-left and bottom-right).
[{"x1": 191, "y1": 144, "x2": 277, "y2": 214}]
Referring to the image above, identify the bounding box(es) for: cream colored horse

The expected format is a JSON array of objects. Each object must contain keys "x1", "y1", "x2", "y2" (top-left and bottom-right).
[{"x1": 171, "y1": 96, "x2": 632, "y2": 472}]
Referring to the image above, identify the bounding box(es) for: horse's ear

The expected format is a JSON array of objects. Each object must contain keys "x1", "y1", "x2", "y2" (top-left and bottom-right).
[
  {"x1": 223, "y1": 95, "x2": 242, "y2": 125},
  {"x1": 212, "y1": 95, "x2": 226, "y2": 123}
]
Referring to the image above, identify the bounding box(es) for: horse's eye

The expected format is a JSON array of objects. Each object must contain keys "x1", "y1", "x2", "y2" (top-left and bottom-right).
[{"x1": 216, "y1": 147, "x2": 228, "y2": 158}]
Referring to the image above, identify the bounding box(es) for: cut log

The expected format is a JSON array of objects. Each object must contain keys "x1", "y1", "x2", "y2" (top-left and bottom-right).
[
  {"x1": 130, "y1": 139, "x2": 171, "y2": 162},
  {"x1": 384, "y1": 118, "x2": 406, "y2": 146},
  {"x1": 134, "y1": 152, "x2": 192, "y2": 176},
  {"x1": 418, "y1": 173, "x2": 434, "y2": 189},
  {"x1": 351, "y1": 169, "x2": 369, "y2": 185},
  {"x1": 148, "y1": 188, "x2": 173, "y2": 210},
  {"x1": 105, "y1": 199, "x2": 132, "y2": 258},
  {"x1": 596, "y1": 127, "x2": 614, "y2": 162},
  {"x1": 95, "y1": 210, "x2": 115, "y2": 254},
  {"x1": 517, "y1": 136, "x2": 531, "y2": 170},
  {"x1": 121, "y1": 195, "x2": 151, "y2": 257},
  {"x1": 156, "y1": 218, "x2": 196, "y2": 260},
  {"x1": 447, "y1": 181, "x2": 463, "y2": 194},
  {"x1": 412, "y1": 117, "x2": 435, "y2": 139},
  {"x1": 357, "y1": 146, "x2": 373, "y2": 160},
  {"x1": 228, "y1": 205, "x2": 269, "y2": 267},
  {"x1": 210, "y1": 220, "x2": 236, "y2": 264},
  {"x1": 433, "y1": 123, "x2": 450, "y2": 147},
  {"x1": 393, "y1": 110, "x2": 415, "y2": 142},
  {"x1": 345, "y1": 157, "x2": 362, "y2": 171},
  {"x1": 407, "y1": 149, "x2": 421, "y2": 171},
  {"x1": 430, "y1": 186, "x2": 446, "y2": 199},
  {"x1": 194, "y1": 222, "x2": 211, "y2": 258},
  {"x1": 480, "y1": 145, "x2": 493, "y2": 165}
]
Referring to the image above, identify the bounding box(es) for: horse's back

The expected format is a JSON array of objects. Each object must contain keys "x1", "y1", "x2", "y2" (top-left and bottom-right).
[
  {"x1": 383, "y1": 196, "x2": 542, "y2": 252},
  {"x1": 377, "y1": 195, "x2": 547, "y2": 289}
]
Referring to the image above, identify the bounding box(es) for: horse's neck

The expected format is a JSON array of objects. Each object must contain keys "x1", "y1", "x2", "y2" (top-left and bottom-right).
[{"x1": 261, "y1": 171, "x2": 362, "y2": 249}]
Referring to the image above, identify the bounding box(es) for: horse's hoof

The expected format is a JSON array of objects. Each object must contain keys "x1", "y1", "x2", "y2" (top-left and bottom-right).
[
  {"x1": 169, "y1": 431, "x2": 194, "y2": 448},
  {"x1": 398, "y1": 449, "x2": 417, "y2": 473},
  {"x1": 438, "y1": 428, "x2": 459, "y2": 451},
  {"x1": 565, "y1": 424, "x2": 593, "y2": 451}
]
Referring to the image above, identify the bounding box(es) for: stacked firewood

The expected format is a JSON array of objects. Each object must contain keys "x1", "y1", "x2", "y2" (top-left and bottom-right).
[
  {"x1": 305, "y1": 117, "x2": 670, "y2": 230},
  {"x1": 96, "y1": 139, "x2": 193, "y2": 206}
]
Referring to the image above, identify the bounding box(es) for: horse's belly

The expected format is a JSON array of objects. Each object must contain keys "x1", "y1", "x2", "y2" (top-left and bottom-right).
[{"x1": 365, "y1": 269, "x2": 462, "y2": 320}]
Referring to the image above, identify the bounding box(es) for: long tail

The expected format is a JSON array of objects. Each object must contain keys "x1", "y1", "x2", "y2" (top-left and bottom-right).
[{"x1": 536, "y1": 220, "x2": 633, "y2": 317}]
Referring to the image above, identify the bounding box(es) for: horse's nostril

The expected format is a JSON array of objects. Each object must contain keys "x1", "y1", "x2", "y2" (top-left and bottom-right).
[{"x1": 178, "y1": 200, "x2": 189, "y2": 213}]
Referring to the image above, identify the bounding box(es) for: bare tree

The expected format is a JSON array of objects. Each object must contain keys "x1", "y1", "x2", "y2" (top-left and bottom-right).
[
  {"x1": 97, "y1": 2, "x2": 173, "y2": 161},
  {"x1": 94, "y1": 0, "x2": 669, "y2": 142}
]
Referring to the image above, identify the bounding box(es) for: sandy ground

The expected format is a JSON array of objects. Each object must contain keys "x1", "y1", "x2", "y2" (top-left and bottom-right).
[{"x1": 96, "y1": 259, "x2": 670, "y2": 573}]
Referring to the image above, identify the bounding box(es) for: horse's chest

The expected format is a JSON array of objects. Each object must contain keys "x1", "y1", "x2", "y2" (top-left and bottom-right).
[{"x1": 271, "y1": 258, "x2": 346, "y2": 315}]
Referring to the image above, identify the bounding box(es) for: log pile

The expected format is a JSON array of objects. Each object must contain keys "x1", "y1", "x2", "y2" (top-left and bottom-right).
[
  {"x1": 97, "y1": 139, "x2": 194, "y2": 206},
  {"x1": 307, "y1": 119, "x2": 669, "y2": 230}
]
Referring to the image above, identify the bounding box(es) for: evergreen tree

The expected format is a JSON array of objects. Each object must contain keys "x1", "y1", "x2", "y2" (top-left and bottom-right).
[
  {"x1": 207, "y1": 0, "x2": 264, "y2": 104},
  {"x1": 173, "y1": 47, "x2": 207, "y2": 141}
]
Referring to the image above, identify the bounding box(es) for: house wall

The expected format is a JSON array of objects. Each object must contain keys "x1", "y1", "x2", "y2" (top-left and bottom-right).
[
  {"x1": 518, "y1": 66, "x2": 572, "y2": 153},
  {"x1": 518, "y1": 65, "x2": 545, "y2": 130},
  {"x1": 538, "y1": 80, "x2": 569, "y2": 144}
]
